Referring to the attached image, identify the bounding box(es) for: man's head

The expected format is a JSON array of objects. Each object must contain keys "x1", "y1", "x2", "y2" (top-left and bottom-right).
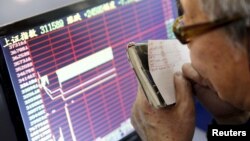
[
  {"x1": 200, "y1": 0, "x2": 250, "y2": 44},
  {"x1": 180, "y1": 0, "x2": 250, "y2": 110}
]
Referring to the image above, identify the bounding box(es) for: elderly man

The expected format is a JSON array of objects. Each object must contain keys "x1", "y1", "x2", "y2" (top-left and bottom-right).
[{"x1": 131, "y1": 0, "x2": 250, "y2": 140}]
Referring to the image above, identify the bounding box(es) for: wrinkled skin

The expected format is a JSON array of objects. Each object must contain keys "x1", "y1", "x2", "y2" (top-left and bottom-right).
[
  {"x1": 131, "y1": 0, "x2": 250, "y2": 140},
  {"x1": 183, "y1": 63, "x2": 250, "y2": 125},
  {"x1": 132, "y1": 74, "x2": 195, "y2": 141}
]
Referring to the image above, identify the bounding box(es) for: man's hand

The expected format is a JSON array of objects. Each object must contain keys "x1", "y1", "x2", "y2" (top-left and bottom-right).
[
  {"x1": 182, "y1": 63, "x2": 250, "y2": 124},
  {"x1": 131, "y1": 73, "x2": 195, "y2": 141}
]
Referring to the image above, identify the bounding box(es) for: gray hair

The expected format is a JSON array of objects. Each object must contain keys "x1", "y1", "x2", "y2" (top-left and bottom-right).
[{"x1": 199, "y1": 0, "x2": 250, "y2": 44}]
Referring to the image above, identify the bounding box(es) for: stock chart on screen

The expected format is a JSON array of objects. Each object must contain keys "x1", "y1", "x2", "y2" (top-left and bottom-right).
[{"x1": 0, "y1": 0, "x2": 178, "y2": 140}]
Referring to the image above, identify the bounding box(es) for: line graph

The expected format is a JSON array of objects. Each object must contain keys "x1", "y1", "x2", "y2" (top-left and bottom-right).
[{"x1": 37, "y1": 47, "x2": 116, "y2": 101}]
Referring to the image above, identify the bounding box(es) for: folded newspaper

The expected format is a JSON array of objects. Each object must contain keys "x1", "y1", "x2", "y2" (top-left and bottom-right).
[{"x1": 127, "y1": 39, "x2": 190, "y2": 108}]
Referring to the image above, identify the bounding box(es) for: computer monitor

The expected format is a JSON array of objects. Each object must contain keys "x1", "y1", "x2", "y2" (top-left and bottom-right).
[{"x1": 0, "y1": 0, "x2": 178, "y2": 140}]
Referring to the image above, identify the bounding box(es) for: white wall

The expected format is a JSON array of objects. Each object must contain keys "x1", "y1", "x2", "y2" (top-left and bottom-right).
[{"x1": 0, "y1": 0, "x2": 83, "y2": 26}]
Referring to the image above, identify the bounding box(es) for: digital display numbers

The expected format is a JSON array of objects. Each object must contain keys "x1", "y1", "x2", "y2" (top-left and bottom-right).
[
  {"x1": 40, "y1": 19, "x2": 65, "y2": 34},
  {"x1": 2, "y1": 0, "x2": 143, "y2": 48}
]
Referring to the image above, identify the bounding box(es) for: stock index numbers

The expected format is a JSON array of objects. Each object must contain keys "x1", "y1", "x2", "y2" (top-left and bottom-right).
[{"x1": 2, "y1": 0, "x2": 141, "y2": 48}]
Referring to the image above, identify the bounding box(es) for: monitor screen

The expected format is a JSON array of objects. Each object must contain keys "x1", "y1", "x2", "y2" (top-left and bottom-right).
[{"x1": 0, "y1": 0, "x2": 178, "y2": 140}]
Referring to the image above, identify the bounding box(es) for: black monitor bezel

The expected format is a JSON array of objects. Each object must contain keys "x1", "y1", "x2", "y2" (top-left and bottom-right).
[
  {"x1": 0, "y1": 0, "x2": 139, "y2": 140},
  {"x1": 0, "y1": 55, "x2": 28, "y2": 140}
]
